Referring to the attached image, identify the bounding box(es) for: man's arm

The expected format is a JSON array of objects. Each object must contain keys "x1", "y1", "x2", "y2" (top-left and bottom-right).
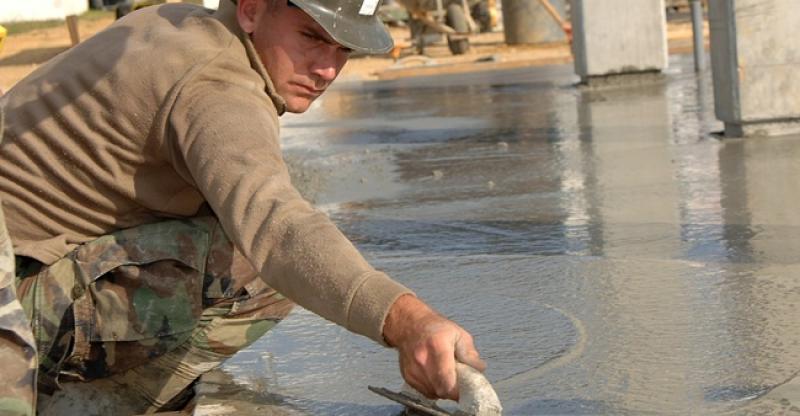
[
  {"x1": 169, "y1": 77, "x2": 481, "y2": 390},
  {"x1": 168, "y1": 78, "x2": 412, "y2": 344},
  {"x1": 383, "y1": 294, "x2": 486, "y2": 401}
]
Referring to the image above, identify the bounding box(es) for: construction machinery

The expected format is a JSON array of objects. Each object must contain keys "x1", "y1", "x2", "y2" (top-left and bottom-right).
[{"x1": 399, "y1": 0, "x2": 494, "y2": 55}]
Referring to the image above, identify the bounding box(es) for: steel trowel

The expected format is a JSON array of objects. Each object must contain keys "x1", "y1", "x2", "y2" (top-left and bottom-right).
[{"x1": 369, "y1": 363, "x2": 502, "y2": 416}]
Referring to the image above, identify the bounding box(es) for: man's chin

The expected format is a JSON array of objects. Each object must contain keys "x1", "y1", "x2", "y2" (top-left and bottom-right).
[{"x1": 284, "y1": 96, "x2": 316, "y2": 114}]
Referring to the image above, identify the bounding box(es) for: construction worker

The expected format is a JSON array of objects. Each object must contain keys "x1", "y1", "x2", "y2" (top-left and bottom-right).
[{"x1": 0, "y1": 0, "x2": 485, "y2": 414}]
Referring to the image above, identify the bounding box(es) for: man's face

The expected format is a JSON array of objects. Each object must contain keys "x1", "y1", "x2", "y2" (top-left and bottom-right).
[{"x1": 240, "y1": 0, "x2": 352, "y2": 113}]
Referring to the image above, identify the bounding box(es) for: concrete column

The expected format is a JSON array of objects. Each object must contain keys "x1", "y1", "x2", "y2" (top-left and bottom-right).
[
  {"x1": 501, "y1": 0, "x2": 568, "y2": 45},
  {"x1": 708, "y1": 0, "x2": 800, "y2": 137},
  {"x1": 571, "y1": 0, "x2": 668, "y2": 84}
]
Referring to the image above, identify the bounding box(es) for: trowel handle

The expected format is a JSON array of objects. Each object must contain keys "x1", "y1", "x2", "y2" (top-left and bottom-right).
[{"x1": 401, "y1": 362, "x2": 503, "y2": 416}]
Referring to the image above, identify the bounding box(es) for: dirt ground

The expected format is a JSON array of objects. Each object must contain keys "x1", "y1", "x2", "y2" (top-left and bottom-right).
[{"x1": 0, "y1": 11, "x2": 706, "y2": 92}]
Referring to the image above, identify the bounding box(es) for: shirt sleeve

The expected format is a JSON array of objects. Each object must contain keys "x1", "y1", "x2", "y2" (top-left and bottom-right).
[{"x1": 167, "y1": 78, "x2": 412, "y2": 344}]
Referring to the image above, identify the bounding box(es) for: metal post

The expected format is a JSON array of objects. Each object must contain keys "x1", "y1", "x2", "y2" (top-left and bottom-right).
[
  {"x1": 66, "y1": 15, "x2": 80, "y2": 47},
  {"x1": 690, "y1": 0, "x2": 705, "y2": 71}
]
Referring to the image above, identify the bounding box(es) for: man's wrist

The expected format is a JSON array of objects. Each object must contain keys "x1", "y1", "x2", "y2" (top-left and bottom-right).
[{"x1": 382, "y1": 293, "x2": 435, "y2": 347}]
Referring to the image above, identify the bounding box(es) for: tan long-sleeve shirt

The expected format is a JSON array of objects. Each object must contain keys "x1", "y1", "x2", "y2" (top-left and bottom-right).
[{"x1": 0, "y1": 0, "x2": 410, "y2": 344}]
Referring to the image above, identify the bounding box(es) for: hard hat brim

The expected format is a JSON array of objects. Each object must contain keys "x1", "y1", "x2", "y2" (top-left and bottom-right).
[{"x1": 291, "y1": 1, "x2": 394, "y2": 54}]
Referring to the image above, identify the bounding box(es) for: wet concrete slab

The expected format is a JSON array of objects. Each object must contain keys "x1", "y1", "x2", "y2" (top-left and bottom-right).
[{"x1": 217, "y1": 54, "x2": 800, "y2": 415}]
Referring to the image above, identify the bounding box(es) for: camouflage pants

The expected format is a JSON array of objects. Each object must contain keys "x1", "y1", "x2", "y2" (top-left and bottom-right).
[
  {"x1": 0, "y1": 205, "x2": 37, "y2": 416},
  {"x1": 12, "y1": 216, "x2": 294, "y2": 414},
  {"x1": 0, "y1": 97, "x2": 37, "y2": 415}
]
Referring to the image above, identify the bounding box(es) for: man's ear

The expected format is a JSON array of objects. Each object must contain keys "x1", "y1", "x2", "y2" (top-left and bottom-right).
[{"x1": 236, "y1": 0, "x2": 260, "y2": 34}]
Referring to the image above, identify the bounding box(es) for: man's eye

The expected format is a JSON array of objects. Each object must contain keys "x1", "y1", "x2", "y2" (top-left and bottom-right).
[{"x1": 301, "y1": 32, "x2": 322, "y2": 42}]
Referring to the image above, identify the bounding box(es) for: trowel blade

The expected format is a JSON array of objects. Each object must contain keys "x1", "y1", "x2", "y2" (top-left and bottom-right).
[{"x1": 368, "y1": 386, "x2": 456, "y2": 416}]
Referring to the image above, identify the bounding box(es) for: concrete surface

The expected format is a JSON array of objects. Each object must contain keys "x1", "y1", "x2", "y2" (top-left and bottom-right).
[
  {"x1": 190, "y1": 370, "x2": 297, "y2": 416},
  {"x1": 235, "y1": 53, "x2": 800, "y2": 415},
  {"x1": 571, "y1": 0, "x2": 668, "y2": 82},
  {"x1": 708, "y1": 0, "x2": 800, "y2": 137}
]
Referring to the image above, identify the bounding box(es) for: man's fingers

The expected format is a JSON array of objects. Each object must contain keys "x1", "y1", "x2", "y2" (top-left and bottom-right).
[
  {"x1": 408, "y1": 375, "x2": 436, "y2": 399},
  {"x1": 455, "y1": 333, "x2": 486, "y2": 372},
  {"x1": 401, "y1": 354, "x2": 436, "y2": 399},
  {"x1": 428, "y1": 340, "x2": 458, "y2": 400}
]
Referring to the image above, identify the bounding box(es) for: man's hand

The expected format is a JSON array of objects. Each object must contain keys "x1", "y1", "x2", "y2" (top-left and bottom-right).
[{"x1": 383, "y1": 294, "x2": 486, "y2": 401}]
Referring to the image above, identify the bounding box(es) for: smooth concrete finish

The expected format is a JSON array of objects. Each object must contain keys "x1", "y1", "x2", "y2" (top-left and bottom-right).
[
  {"x1": 209, "y1": 56, "x2": 800, "y2": 415},
  {"x1": 571, "y1": 0, "x2": 668, "y2": 82},
  {"x1": 501, "y1": 0, "x2": 568, "y2": 45},
  {"x1": 708, "y1": 0, "x2": 800, "y2": 137},
  {"x1": 191, "y1": 370, "x2": 296, "y2": 415}
]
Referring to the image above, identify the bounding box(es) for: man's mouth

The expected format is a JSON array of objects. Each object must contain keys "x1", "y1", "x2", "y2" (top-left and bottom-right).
[{"x1": 294, "y1": 83, "x2": 323, "y2": 96}]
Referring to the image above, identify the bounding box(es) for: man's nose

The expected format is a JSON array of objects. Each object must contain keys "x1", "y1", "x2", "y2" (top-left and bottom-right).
[
  {"x1": 313, "y1": 64, "x2": 337, "y2": 83},
  {"x1": 311, "y1": 48, "x2": 344, "y2": 84}
]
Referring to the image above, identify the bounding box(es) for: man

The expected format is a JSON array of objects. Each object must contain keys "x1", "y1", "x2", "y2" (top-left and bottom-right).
[{"x1": 0, "y1": 0, "x2": 485, "y2": 414}]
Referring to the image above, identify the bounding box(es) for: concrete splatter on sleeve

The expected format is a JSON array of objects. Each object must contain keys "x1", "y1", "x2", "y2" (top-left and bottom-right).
[{"x1": 0, "y1": 101, "x2": 38, "y2": 416}]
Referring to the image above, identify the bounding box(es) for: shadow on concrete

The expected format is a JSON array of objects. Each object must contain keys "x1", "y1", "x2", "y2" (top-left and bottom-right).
[{"x1": 0, "y1": 46, "x2": 69, "y2": 67}]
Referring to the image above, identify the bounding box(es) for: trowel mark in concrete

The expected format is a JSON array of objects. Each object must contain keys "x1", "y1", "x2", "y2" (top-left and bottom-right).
[{"x1": 494, "y1": 302, "x2": 588, "y2": 391}]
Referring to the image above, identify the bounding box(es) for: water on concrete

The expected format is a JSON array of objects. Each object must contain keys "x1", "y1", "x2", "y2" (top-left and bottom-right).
[{"x1": 219, "y1": 55, "x2": 800, "y2": 415}]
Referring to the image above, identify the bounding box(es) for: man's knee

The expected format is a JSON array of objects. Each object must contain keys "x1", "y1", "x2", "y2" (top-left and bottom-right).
[{"x1": 199, "y1": 283, "x2": 295, "y2": 356}]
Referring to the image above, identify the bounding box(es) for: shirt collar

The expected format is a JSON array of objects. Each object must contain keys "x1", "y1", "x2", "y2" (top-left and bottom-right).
[{"x1": 213, "y1": 0, "x2": 287, "y2": 115}]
